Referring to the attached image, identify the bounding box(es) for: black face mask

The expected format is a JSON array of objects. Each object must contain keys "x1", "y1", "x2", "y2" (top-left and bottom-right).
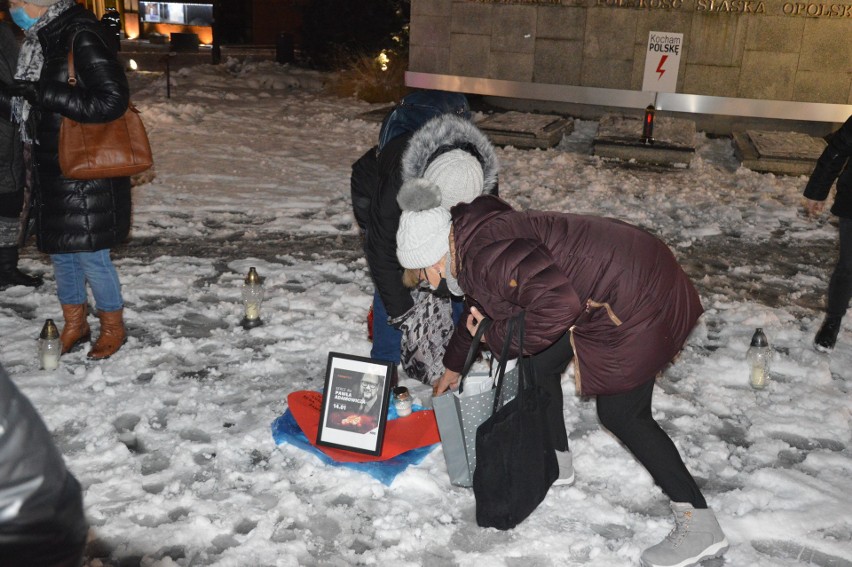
[{"x1": 432, "y1": 277, "x2": 453, "y2": 299}]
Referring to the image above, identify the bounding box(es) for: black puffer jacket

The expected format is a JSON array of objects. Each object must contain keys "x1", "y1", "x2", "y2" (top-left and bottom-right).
[
  {"x1": 0, "y1": 22, "x2": 25, "y2": 212},
  {"x1": 0, "y1": 4, "x2": 132, "y2": 254},
  {"x1": 365, "y1": 131, "x2": 417, "y2": 319},
  {"x1": 0, "y1": 364, "x2": 87, "y2": 559},
  {"x1": 365, "y1": 115, "x2": 499, "y2": 321},
  {"x1": 804, "y1": 115, "x2": 852, "y2": 219}
]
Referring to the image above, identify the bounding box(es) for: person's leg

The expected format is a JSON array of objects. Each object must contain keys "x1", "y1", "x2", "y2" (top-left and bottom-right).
[
  {"x1": 76, "y1": 249, "x2": 123, "y2": 312},
  {"x1": 77, "y1": 250, "x2": 126, "y2": 359},
  {"x1": 51, "y1": 253, "x2": 88, "y2": 306},
  {"x1": 370, "y1": 289, "x2": 402, "y2": 364},
  {"x1": 525, "y1": 332, "x2": 573, "y2": 453},
  {"x1": 816, "y1": 217, "x2": 852, "y2": 351},
  {"x1": 826, "y1": 217, "x2": 852, "y2": 317},
  {"x1": 51, "y1": 253, "x2": 91, "y2": 354},
  {"x1": 598, "y1": 381, "x2": 727, "y2": 567},
  {"x1": 0, "y1": 189, "x2": 42, "y2": 288},
  {"x1": 0, "y1": 246, "x2": 43, "y2": 288},
  {"x1": 596, "y1": 379, "x2": 706, "y2": 508}
]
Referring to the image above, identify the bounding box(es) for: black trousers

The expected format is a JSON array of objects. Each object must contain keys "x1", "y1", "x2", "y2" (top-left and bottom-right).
[
  {"x1": 827, "y1": 217, "x2": 852, "y2": 319},
  {"x1": 526, "y1": 332, "x2": 707, "y2": 508}
]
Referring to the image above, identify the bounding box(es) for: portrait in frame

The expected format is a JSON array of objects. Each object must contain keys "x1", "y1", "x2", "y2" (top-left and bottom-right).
[{"x1": 316, "y1": 352, "x2": 393, "y2": 456}]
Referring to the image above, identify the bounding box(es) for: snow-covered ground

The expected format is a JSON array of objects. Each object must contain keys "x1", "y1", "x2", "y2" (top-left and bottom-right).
[{"x1": 1, "y1": 58, "x2": 850, "y2": 567}]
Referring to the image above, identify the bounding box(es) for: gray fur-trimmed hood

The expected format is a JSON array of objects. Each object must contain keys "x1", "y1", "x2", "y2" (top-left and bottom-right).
[{"x1": 400, "y1": 114, "x2": 498, "y2": 195}]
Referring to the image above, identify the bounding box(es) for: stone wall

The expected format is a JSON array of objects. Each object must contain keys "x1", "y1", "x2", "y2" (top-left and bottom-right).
[{"x1": 409, "y1": 0, "x2": 852, "y2": 105}]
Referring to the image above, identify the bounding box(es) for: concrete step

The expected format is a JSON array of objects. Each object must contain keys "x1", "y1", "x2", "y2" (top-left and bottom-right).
[
  {"x1": 593, "y1": 113, "x2": 696, "y2": 167},
  {"x1": 478, "y1": 111, "x2": 573, "y2": 149},
  {"x1": 733, "y1": 129, "x2": 825, "y2": 176}
]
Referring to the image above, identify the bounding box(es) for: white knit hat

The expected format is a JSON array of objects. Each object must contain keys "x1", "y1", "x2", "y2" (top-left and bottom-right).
[
  {"x1": 25, "y1": 0, "x2": 63, "y2": 6},
  {"x1": 396, "y1": 208, "x2": 451, "y2": 269},
  {"x1": 396, "y1": 181, "x2": 451, "y2": 269},
  {"x1": 424, "y1": 149, "x2": 484, "y2": 209}
]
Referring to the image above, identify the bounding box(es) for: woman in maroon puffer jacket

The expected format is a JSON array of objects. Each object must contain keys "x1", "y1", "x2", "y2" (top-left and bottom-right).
[{"x1": 396, "y1": 187, "x2": 727, "y2": 567}]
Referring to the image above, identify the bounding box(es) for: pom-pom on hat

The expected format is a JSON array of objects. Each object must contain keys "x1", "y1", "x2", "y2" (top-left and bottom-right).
[
  {"x1": 396, "y1": 181, "x2": 452, "y2": 269},
  {"x1": 424, "y1": 149, "x2": 484, "y2": 208}
]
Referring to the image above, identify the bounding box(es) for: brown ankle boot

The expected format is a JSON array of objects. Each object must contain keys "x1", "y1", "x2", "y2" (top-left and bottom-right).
[
  {"x1": 87, "y1": 308, "x2": 127, "y2": 360},
  {"x1": 60, "y1": 304, "x2": 91, "y2": 354}
]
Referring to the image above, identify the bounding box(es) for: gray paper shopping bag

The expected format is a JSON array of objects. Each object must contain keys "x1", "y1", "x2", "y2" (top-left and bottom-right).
[
  {"x1": 433, "y1": 372, "x2": 495, "y2": 487},
  {"x1": 433, "y1": 317, "x2": 518, "y2": 487},
  {"x1": 433, "y1": 367, "x2": 519, "y2": 487}
]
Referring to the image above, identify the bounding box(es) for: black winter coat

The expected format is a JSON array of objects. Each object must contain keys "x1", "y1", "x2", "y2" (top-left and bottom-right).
[
  {"x1": 0, "y1": 22, "x2": 25, "y2": 217},
  {"x1": 363, "y1": 114, "x2": 500, "y2": 322},
  {"x1": 0, "y1": 4, "x2": 132, "y2": 254},
  {"x1": 365, "y1": 132, "x2": 417, "y2": 320},
  {"x1": 0, "y1": 364, "x2": 87, "y2": 557},
  {"x1": 804, "y1": 115, "x2": 852, "y2": 219}
]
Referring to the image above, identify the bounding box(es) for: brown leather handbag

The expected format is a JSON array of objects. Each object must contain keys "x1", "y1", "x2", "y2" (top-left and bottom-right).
[{"x1": 58, "y1": 38, "x2": 153, "y2": 180}]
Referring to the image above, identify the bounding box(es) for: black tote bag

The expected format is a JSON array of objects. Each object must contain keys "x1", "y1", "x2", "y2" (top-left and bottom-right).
[{"x1": 472, "y1": 312, "x2": 558, "y2": 530}]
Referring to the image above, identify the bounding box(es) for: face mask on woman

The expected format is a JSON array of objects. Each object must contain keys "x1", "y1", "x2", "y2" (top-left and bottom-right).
[
  {"x1": 430, "y1": 276, "x2": 453, "y2": 299},
  {"x1": 10, "y1": 7, "x2": 39, "y2": 30},
  {"x1": 427, "y1": 254, "x2": 464, "y2": 298},
  {"x1": 445, "y1": 265, "x2": 464, "y2": 297}
]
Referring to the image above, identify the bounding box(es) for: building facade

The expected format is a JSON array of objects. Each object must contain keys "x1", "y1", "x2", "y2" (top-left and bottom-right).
[
  {"x1": 407, "y1": 0, "x2": 852, "y2": 123},
  {"x1": 80, "y1": 0, "x2": 305, "y2": 47}
]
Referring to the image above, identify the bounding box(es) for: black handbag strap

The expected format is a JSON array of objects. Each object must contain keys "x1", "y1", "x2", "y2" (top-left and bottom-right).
[
  {"x1": 66, "y1": 29, "x2": 99, "y2": 86},
  {"x1": 458, "y1": 316, "x2": 492, "y2": 394},
  {"x1": 492, "y1": 311, "x2": 526, "y2": 413}
]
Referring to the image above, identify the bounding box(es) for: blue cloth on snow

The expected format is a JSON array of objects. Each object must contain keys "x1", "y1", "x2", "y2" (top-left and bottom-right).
[{"x1": 271, "y1": 405, "x2": 437, "y2": 486}]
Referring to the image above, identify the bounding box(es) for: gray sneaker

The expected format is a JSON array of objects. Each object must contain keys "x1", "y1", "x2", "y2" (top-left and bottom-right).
[
  {"x1": 640, "y1": 502, "x2": 728, "y2": 567},
  {"x1": 553, "y1": 450, "x2": 574, "y2": 486}
]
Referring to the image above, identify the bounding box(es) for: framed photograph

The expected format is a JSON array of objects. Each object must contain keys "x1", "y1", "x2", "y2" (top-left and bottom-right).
[{"x1": 316, "y1": 352, "x2": 393, "y2": 456}]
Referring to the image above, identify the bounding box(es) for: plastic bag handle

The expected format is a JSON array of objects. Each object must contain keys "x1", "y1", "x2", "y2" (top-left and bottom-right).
[
  {"x1": 458, "y1": 317, "x2": 492, "y2": 394},
  {"x1": 492, "y1": 311, "x2": 526, "y2": 413}
]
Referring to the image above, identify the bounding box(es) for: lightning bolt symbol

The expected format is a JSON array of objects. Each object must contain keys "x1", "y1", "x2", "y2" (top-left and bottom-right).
[{"x1": 656, "y1": 55, "x2": 668, "y2": 80}]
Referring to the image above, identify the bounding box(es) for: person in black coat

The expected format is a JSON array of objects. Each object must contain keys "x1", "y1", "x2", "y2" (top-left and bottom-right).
[
  {"x1": 0, "y1": 363, "x2": 88, "y2": 567},
  {"x1": 803, "y1": 114, "x2": 852, "y2": 352},
  {"x1": 0, "y1": 0, "x2": 131, "y2": 360},
  {"x1": 0, "y1": 7, "x2": 42, "y2": 289},
  {"x1": 355, "y1": 110, "x2": 499, "y2": 384},
  {"x1": 350, "y1": 92, "x2": 473, "y2": 379}
]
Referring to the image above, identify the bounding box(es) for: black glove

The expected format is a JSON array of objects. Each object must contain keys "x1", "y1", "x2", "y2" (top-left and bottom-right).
[{"x1": 0, "y1": 80, "x2": 40, "y2": 106}]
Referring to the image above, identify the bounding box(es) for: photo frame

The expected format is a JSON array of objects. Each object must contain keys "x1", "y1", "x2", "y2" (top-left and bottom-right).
[{"x1": 316, "y1": 352, "x2": 394, "y2": 456}]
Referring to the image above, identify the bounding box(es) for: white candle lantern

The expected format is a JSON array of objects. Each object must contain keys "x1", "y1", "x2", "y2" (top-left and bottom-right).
[
  {"x1": 392, "y1": 386, "x2": 413, "y2": 417},
  {"x1": 747, "y1": 327, "x2": 771, "y2": 389},
  {"x1": 241, "y1": 267, "x2": 265, "y2": 329},
  {"x1": 39, "y1": 319, "x2": 61, "y2": 371}
]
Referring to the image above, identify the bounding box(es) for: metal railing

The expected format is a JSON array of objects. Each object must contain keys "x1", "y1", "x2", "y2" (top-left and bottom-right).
[{"x1": 406, "y1": 72, "x2": 852, "y2": 124}]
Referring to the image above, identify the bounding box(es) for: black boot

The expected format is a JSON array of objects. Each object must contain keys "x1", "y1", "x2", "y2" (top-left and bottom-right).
[
  {"x1": 814, "y1": 315, "x2": 842, "y2": 353},
  {"x1": 0, "y1": 246, "x2": 43, "y2": 289}
]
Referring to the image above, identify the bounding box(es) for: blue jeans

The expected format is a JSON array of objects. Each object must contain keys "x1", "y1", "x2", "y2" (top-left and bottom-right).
[
  {"x1": 370, "y1": 289, "x2": 402, "y2": 364},
  {"x1": 51, "y1": 250, "x2": 123, "y2": 312},
  {"x1": 370, "y1": 289, "x2": 464, "y2": 364}
]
